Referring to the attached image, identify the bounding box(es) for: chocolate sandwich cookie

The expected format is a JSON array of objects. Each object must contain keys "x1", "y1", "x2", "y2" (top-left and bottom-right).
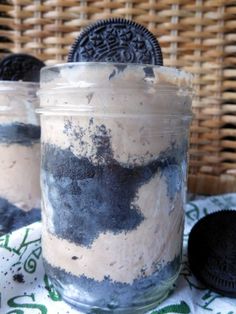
[
  {"x1": 68, "y1": 18, "x2": 163, "y2": 65},
  {"x1": 0, "y1": 53, "x2": 45, "y2": 82},
  {"x1": 188, "y1": 210, "x2": 236, "y2": 297}
]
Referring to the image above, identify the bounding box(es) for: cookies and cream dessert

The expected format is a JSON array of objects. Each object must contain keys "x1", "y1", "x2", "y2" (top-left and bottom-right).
[
  {"x1": 39, "y1": 60, "x2": 192, "y2": 312},
  {"x1": 0, "y1": 54, "x2": 44, "y2": 234}
]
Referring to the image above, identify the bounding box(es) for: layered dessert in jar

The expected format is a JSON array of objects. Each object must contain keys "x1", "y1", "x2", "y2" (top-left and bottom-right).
[
  {"x1": 0, "y1": 54, "x2": 44, "y2": 233},
  {"x1": 39, "y1": 61, "x2": 192, "y2": 313}
]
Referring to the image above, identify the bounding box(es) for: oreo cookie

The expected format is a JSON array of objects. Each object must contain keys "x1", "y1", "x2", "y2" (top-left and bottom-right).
[
  {"x1": 68, "y1": 18, "x2": 163, "y2": 65},
  {"x1": 0, "y1": 54, "x2": 45, "y2": 82},
  {"x1": 188, "y1": 210, "x2": 236, "y2": 297}
]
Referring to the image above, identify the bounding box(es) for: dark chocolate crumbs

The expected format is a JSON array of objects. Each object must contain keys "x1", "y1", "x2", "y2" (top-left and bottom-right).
[
  {"x1": 13, "y1": 273, "x2": 25, "y2": 283},
  {"x1": 143, "y1": 66, "x2": 155, "y2": 78},
  {"x1": 72, "y1": 256, "x2": 78, "y2": 260},
  {"x1": 0, "y1": 197, "x2": 41, "y2": 235},
  {"x1": 0, "y1": 122, "x2": 40, "y2": 146},
  {"x1": 42, "y1": 143, "x2": 144, "y2": 247},
  {"x1": 114, "y1": 64, "x2": 127, "y2": 73},
  {"x1": 109, "y1": 69, "x2": 116, "y2": 80}
]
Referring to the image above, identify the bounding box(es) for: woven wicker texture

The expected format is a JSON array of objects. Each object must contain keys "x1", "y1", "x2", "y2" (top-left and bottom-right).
[{"x1": 0, "y1": 0, "x2": 236, "y2": 194}]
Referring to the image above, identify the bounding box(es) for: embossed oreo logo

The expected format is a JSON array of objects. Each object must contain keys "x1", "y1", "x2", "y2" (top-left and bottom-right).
[{"x1": 68, "y1": 18, "x2": 163, "y2": 65}]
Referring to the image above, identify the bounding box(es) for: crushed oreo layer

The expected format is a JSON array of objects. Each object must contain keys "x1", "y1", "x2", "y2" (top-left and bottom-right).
[
  {"x1": 0, "y1": 122, "x2": 40, "y2": 146},
  {"x1": 0, "y1": 197, "x2": 41, "y2": 235},
  {"x1": 43, "y1": 255, "x2": 180, "y2": 310},
  {"x1": 42, "y1": 123, "x2": 185, "y2": 247},
  {"x1": 13, "y1": 273, "x2": 25, "y2": 283}
]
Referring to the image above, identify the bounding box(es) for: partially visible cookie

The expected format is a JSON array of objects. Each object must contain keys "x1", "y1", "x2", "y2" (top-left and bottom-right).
[
  {"x1": 0, "y1": 54, "x2": 45, "y2": 82},
  {"x1": 68, "y1": 18, "x2": 163, "y2": 66},
  {"x1": 188, "y1": 210, "x2": 236, "y2": 297}
]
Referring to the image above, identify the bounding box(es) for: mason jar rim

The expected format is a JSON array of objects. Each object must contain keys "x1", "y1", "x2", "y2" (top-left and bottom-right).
[
  {"x1": 39, "y1": 62, "x2": 193, "y2": 99},
  {"x1": 0, "y1": 80, "x2": 39, "y2": 93},
  {"x1": 42, "y1": 61, "x2": 192, "y2": 75},
  {"x1": 41, "y1": 62, "x2": 192, "y2": 84}
]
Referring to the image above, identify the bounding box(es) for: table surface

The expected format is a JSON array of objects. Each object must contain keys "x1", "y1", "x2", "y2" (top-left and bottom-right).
[{"x1": 1, "y1": 193, "x2": 236, "y2": 314}]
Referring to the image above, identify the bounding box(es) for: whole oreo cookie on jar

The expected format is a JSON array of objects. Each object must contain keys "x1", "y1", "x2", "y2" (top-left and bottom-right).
[
  {"x1": 39, "y1": 18, "x2": 193, "y2": 313},
  {"x1": 0, "y1": 53, "x2": 45, "y2": 235},
  {"x1": 67, "y1": 18, "x2": 163, "y2": 65}
]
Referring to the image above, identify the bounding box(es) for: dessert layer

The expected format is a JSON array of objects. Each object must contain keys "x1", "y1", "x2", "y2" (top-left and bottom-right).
[
  {"x1": 43, "y1": 256, "x2": 181, "y2": 308},
  {"x1": 0, "y1": 196, "x2": 40, "y2": 235},
  {"x1": 0, "y1": 122, "x2": 40, "y2": 145},
  {"x1": 0, "y1": 142, "x2": 40, "y2": 210}
]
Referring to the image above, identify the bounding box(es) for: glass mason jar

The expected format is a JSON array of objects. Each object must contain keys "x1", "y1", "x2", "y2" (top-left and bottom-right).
[
  {"x1": 38, "y1": 63, "x2": 192, "y2": 313},
  {"x1": 0, "y1": 82, "x2": 41, "y2": 227}
]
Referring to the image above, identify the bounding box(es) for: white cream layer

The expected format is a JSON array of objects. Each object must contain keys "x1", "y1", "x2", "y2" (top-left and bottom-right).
[{"x1": 0, "y1": 143, "x2": 41, "y2": 210}]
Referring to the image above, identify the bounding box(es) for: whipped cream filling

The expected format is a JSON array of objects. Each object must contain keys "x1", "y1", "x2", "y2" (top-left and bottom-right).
[{"x1": 0, "y1": 143, "x2": 40, "y2": 210}]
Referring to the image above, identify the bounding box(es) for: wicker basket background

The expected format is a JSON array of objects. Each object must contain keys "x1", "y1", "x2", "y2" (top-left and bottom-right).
[{"x1": 0, "y1": 0, "x2": 236, "y2": 195}]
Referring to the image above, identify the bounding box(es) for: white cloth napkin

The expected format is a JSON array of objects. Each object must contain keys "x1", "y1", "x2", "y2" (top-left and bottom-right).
[{"x1": 1, "y1": 193, "x2": 236, "y2": 314}]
